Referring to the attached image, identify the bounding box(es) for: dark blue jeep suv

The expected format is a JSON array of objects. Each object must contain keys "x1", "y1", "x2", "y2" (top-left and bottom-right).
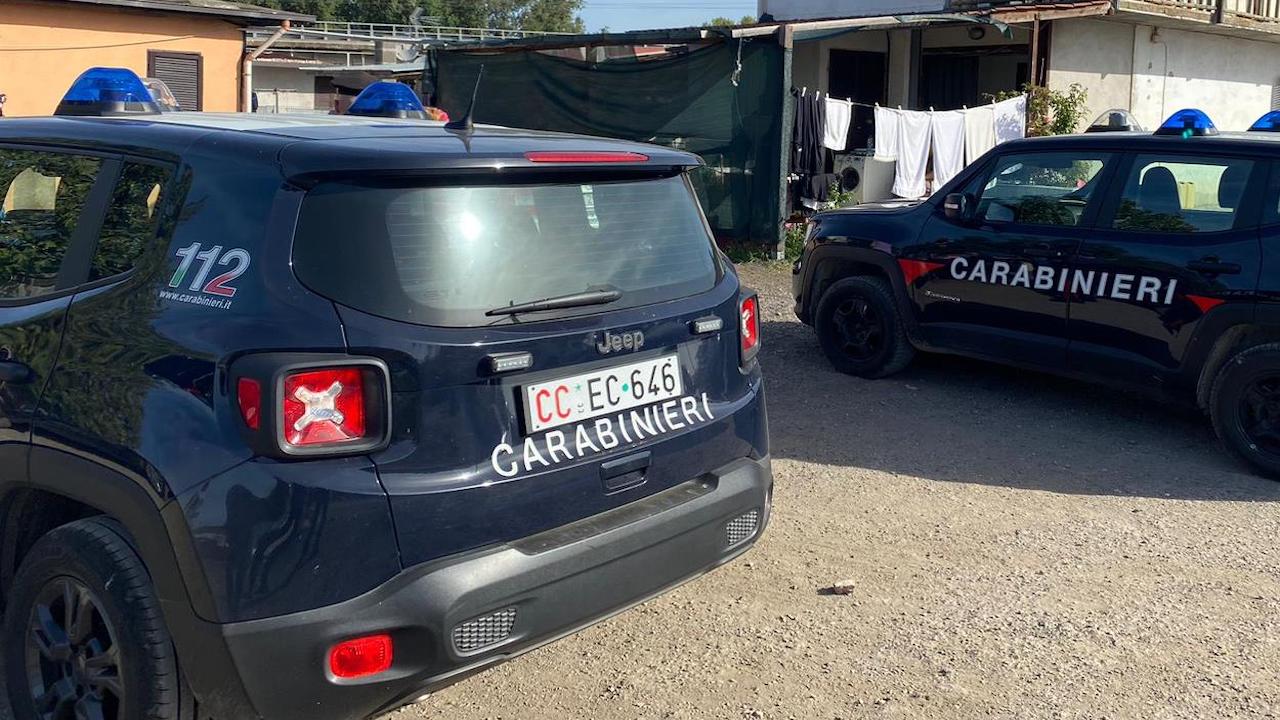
[{"x1": 0, "y1": 70, "x2": 771, "y2": 720}]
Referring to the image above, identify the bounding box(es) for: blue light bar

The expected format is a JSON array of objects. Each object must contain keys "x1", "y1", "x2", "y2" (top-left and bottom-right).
[
  {"x1": 1154, "y1": 108, "x2": 1218, "y2": 137},
  {"x1": 1249, "y1": 110, "x2": 1280, "y2": 132},
  {"x1": 345, "y1": 81, "x2": 427, "y2": 119},
  {"x1": 54, "y1": 67, "x2": 160, "y2": 117}
]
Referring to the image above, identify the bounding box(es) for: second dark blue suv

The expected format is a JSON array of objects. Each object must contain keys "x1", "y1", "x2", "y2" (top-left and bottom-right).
[
  {"x1": 0, "y1": 71, "x2": 771, "y2": 720},
  {"x1": 794, "y1": 107, "x2": 1280, "y2": 479}
]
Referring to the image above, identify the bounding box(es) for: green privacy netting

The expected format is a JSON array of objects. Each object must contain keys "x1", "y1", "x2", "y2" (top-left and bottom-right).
[{"x1": 433, "y1": 38, "x2": 786, "y2": 244}]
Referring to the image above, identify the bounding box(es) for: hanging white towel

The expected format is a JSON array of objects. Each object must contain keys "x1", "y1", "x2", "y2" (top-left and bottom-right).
[
  {"x1": 824, "y1": 97, "x2": 852, "y2": 151},
  {"x1": 993, "y1": 95, "x2": 1027, "y2": 145},
  {"x1": 874, "y1": 105, "x2": 899, "y2": 159},
  {"x1": 930, "y1": 110, "x2": 966, "y2": 189},
  {"x1": 892, "y1": 110, "x2": 932, "y2": 199},
  {"x1": 962, "y1": 105, "x2": 996, "y2": 165}
]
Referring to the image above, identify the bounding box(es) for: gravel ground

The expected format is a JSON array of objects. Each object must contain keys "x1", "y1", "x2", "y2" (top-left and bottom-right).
[
  {"x1": 396, "y1": 262, "x2": 1280, "y2": 720},
  {"x1": 4, "y1": 262, "x2": 1279, "y2": 720}
]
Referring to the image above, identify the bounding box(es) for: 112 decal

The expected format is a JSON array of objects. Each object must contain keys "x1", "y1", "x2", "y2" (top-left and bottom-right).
[{"x1": 169, "y1": 243, "x2": 251, "y2": 298}]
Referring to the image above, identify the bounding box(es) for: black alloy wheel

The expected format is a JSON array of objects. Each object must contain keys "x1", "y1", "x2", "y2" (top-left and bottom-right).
[
  {"x1": 24, "y1": 577, "x2": 125, "y2": 720},
  {"x1": 1210, "y1": 343, "x2": 1280, "y2": 479},
  {"x1": 814, "y1": 276, "x2": 915, "y2": 378},
  {"x1": 3, "y1": 518, "x2": 192, "y2": 720},
  {"x1": 1237, "y1": 373, "x2": 1280, "y2": 458},
  {"x1": 833, "y1": 296, "x2": 885, "y2": 362}
]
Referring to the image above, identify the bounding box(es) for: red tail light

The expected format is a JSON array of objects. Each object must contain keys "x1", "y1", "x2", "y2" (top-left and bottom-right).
[
  {"x1": 524, "y1": 151, "x2": 649, "y2": 164},
  {"x1": 740, "y1": 294, "x2": 760, "y2": 363},
  {"x1": 231, "y1": 355, "x2": 390, "y2": 460},
  {"x1": 282, "y1": 367, "x2": 367, "y2": 447},
  {"x1": 237, "y1": 378, "x2": 262, "y2": 431},
  {"x1": 328, "y1": 634, "x2": 393, "y2": 679}
]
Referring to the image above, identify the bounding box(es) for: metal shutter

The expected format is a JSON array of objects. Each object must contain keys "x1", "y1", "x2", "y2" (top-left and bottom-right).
[{"x1": 149, "y1": 53, "x2": 201, "y2": 111}]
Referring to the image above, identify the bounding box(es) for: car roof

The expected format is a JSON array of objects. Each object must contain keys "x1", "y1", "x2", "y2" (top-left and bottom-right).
[
  {"x1": 0, "y1": 113, "x2": 704, "y2": 173},
  {"x1": 998, "y1": 130, "x2": 1280, "y2": 155}
]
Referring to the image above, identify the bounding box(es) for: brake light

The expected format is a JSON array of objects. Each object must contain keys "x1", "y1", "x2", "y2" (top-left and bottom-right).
[
  {"x1": 524, "y1": 151, "x2": 649, "y2": 164},
  {"x1": 740, "y1": 294, "x2": 760, "y2": 363},
  {"x1": 282, "y1": 368, "x2": 367, "y2": 447},
  {"x1": 328, "y1": 634, "x2": 393, "y2": 679},
  {"x1": 237, "y1": 378, "x2": 262, "y2": 431}
]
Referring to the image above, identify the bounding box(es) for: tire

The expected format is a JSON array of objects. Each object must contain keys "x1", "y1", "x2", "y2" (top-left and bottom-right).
[
  {"x1": 814, "y1": 276, "x2": 915, "y2": 378},
  {"x1": 2, "y1": 517, "x2": 192, "y2": 720},
  {"x1": 1209, "y1": 342, "x2": 1280, "y2": 480}
]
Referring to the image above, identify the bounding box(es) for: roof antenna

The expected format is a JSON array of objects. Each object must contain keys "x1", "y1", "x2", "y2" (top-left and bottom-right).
[{"x1": 445, "y1": 65, "x2": 484, "y2": 133}]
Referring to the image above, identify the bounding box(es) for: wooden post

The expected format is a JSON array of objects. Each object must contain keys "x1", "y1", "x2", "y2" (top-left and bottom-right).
[
  {"x1": 1029, "y1": 16, "x2": 1040, "y2": 86},
  {"x1": 775, "y1": 24, "x2": 795, "y2": 260}
]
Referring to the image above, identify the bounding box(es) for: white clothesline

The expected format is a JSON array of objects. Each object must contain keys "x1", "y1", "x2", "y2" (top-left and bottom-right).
[{"x1": 795, "y1": 86, "x2": 1019, "y2": 114}]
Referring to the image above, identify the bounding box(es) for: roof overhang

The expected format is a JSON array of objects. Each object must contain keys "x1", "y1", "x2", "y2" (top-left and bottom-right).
[
  {"x1": 980, "y1": 0, "x2": 1113, "y2": 24},
  {"x1": 424, "y1": 14, "x2": 1020, "y2": 54},
  {"x1": 41, "y1": 0, "x2": 312, "y2": 25},
  {"x1": 310, "y1": 61, "x2": 424, "y2": 75}
]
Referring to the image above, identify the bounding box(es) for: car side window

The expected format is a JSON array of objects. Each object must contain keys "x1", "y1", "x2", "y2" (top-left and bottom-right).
[
  {"x1": 973, "y1": 152, "x2": 1109, "y2": 228},
  {"x1": 0, "y1": 148, "x2": 102, "y2": 300},
  {"x1": 91, "y1": 161, "x2": 174, "y2": 281},
  {"x1": 1110, "y1": 154, "x2": 1253, "y2": 233}
]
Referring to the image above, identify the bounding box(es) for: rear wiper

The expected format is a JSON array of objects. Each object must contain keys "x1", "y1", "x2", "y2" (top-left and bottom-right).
[{"x1": 485, "y1": 288, "x2": 622, "y2": 316}]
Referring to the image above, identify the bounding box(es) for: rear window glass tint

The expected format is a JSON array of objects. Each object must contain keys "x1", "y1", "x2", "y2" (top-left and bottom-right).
[
  {"x1": 1111, "y1": 155, "x2": 1254, "y2": 233},
  {"x1": 293, "y1": 174, "x2": 719, "y2": 327},
  {"x1": 92, "y1": 161, "x2": 173, "y2": 281}
]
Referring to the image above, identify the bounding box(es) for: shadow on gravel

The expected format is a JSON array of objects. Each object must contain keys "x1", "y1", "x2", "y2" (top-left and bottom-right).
[{"x1": 760, "y1": 320, "x2": 1280, "y2": 502}]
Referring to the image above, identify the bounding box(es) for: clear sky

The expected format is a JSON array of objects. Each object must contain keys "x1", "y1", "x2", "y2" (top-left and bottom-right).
[{"x1": 579, "y1": 0, "x2": 760, "y2": 32}]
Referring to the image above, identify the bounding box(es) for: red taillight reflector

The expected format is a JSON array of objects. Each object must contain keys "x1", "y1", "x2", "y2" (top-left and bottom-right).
[
  {"x1": 740, "y1": 295, "x2": 760, "y2": 359},
  {"x1": 524, "y1": 151, "x2": 649, "y2": 164},
  {"x1": 328, "y1": 634, "x2": 393, "y2": 679},
  {"x1": 282, "y1": 367, "x2": 367, "y2": 447},
  {"x1": 237, "y1": 378, "x2": 262, "y2": 431}
]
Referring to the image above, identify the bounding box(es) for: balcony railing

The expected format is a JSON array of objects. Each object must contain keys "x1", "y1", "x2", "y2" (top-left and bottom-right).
[
  {"x1": 1225, "y1": 0, "x2": 1280, "y2": 21},
  {"x1": 1116, "y1": 0, "x2": 1280, "y2": 26},
  {"x1": 246, "y1": 22, "x2": 572, "y2": 44}
]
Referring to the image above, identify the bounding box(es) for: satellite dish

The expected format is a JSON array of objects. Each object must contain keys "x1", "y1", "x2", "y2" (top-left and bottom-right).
[{"x1": 396, "y1": 44, "x2": 422, "y2": 63}]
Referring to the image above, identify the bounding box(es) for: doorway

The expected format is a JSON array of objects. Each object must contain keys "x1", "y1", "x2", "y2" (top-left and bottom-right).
[{"x1": 828, "y1": 49, "x2": 886, "y2": 152}]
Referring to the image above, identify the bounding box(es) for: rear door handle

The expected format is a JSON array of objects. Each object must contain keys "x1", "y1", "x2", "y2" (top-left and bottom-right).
[
  {"x1": 1187, "y1": 259, "x2": 1241, "y2": 275},
  {"x1": 600, "y1": 451, "x2": 650, "y2": 493},
  {"x1": 0, "y1": 360, "x2": 34, "y2": 385}
]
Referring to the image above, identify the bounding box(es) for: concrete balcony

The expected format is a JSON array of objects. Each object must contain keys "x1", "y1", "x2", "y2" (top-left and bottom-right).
[{"x1": 1114, "y1": 0, "x2": 1280, "y2": 32}]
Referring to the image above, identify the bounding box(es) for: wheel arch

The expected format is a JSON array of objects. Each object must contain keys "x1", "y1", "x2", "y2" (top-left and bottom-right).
[
  {"x1": 0, "y1": 487, "x2": 101, "y2": 612},
  {"x1": 3, "y1": 447, "x2": 260, "y2": 719},
  {"x1": 1192, "y1": 306, "x2": 1280, "y2": 411},
  {"x1": 799, "y1": 244, "x2": 916, "y2": 339}
]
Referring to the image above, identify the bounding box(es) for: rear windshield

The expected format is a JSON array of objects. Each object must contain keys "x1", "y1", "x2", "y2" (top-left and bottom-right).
[{"x1": 292, "y1": 174, "x2": 720, "y2": 327}]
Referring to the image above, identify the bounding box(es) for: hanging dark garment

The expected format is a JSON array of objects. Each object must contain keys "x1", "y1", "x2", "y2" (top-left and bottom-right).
[{"x1": 791, "y1": 90, "x2": 827, "y2": 177}]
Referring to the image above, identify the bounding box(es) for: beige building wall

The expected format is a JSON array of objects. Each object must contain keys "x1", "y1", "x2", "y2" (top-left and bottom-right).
[
  {"x1": 1049, "y1": 15, "x2": 1280, "y2": 132},
  {"x1": 0, "y1": 0, "x2": 243, "y2": 117}
]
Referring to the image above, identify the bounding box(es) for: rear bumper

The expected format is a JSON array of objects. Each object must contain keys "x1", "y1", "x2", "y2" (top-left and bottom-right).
[{"x1": 220, "y1": 454, "x2": 772, "y2": 720}]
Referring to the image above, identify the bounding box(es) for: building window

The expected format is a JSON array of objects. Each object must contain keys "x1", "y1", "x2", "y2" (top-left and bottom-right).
[{"x1": 147, "y1": 51, "x2": 203, "y2": 111}]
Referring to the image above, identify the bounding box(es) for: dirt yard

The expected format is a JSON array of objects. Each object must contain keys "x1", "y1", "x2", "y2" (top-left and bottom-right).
[
  {"x1": 3, "y1": 262, "x2": 1278, "y2": 720},
  {"x1": 398, "y1": 262, "x2": 1280, "y2": 720}
]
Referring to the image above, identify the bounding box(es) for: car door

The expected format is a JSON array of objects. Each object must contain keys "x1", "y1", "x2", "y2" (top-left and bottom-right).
[
  {"x1": 1067, "y1": 151, "x2": 1263, "y2": 388},
  {"x1": 0, "y1": 146, "x2": 115, "y2": 480},
  {"x1": 912, "y1": 149, "x2": 1116, "y2": 368}
]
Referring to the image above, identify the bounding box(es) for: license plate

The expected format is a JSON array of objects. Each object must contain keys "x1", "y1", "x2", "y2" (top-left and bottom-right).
[{"x1": 523, "y1": 354, "x2": 683, "y2": 433}]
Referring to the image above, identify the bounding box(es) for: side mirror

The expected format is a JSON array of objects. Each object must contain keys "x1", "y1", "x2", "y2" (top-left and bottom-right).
[{"x1": 943, "y1": 192, "x2": 974, "y2": 222}]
